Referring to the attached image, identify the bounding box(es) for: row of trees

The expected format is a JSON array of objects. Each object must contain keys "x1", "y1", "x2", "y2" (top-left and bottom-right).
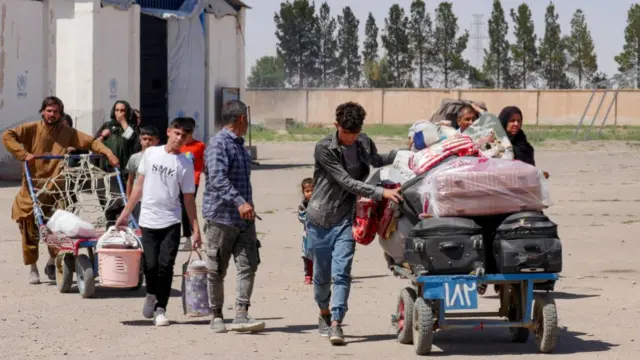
[{"x1": 247, "y1": 0, "x2": 640, "y2": 89}]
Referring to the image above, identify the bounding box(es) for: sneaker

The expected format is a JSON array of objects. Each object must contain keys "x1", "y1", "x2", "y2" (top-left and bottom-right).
[
  {"x1": 44, "y1": 263, "x2": 55, "y2": 281},
  {"x1": 153, "y1": 308, "x2": 170, "y2": 326},
  {"x1": 142, "y1": 294, "x2": 157, "y2": 319},
  {"x1": 304, "y1": 276, "x2": 312, "y2": 285},
  {"x1": 328, "y1": 324, "x2": 345, "y2": 345},
  {"x1": 318, "y1": 314, "x2": 331, "y2": 337},
  {"x1": 210, "y1": 316, "x2": 227, "y2": 333},
  {"x1": 28, "y1": 270, "x2": 40, "y2": 285},
  {"x1": 229, "y1": 312, "x2": 266, "y2": 332}
]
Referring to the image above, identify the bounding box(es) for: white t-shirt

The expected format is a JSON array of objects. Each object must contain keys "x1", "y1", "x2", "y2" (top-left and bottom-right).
[{"x1": 137, "y1": 145, "x2": 195, "y2": 229}]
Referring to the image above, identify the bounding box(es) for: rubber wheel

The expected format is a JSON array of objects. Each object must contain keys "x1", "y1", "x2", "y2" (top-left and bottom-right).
[
  {"x1": 55, "y1": 253, "x2": 74, "y2": 293},
  {"x1": 75, "y1": 254, "x2": 96, "y2": 298},
  {"x1": 412, "y1": 297, "x2": 435, "y2": 355},
  {"x1": 508, "y1": 285, "x2": 530, "y2": 343},
  {"x1": 396, "y1": 287, "x2": 417, "y2": 344},
  {"x1": 533, "y1": 293, "x2": 558, "y2": 353}
]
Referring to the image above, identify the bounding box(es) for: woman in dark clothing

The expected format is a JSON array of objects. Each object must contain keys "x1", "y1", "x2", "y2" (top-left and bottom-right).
[
  {"x1": 94, "y1": 100, "x2": 139, "y2": 227},
  {"x1": 498, "y1": 106, "x2": 535, "y2": 166}
]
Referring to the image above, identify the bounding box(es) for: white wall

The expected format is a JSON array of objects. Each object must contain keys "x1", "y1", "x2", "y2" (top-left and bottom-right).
[
  {"x1": 204, "y1": 8, "x2": 246, "y2": 142},
  {"x1": 0, "y1": 0, "x2": 47, "y2": 180}
]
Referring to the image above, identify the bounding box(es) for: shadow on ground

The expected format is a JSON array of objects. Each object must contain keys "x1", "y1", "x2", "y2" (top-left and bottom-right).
[{"x1": 430, "y1": 327, "x2": 617, "y2": 356}]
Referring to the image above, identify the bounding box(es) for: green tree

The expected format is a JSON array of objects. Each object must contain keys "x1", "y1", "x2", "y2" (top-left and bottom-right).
[
  {"x1": 483, "y1": 0, "x2": 512, "y2": 88},
  {"x1": 591, "y1": 71, "x2": 609, "y2": 88},
  {"x1": 274, "y1": 0, "x2": 319, "y2": 88},
  {"x1": 468, "y1": 65, "x2": 494, "y2": 88},
  {"x1": 337, "y1": 6, "x2": 361, "y2": 88},
  {"x1": 565, "y1": 9, "x2": 598, "y2": 88},
  {"x1": 433, "y1": 2, "x2": 469, "y2": 88},
  {"x1": 362, "y1": 12, "x2": 379, "y2": 87},
  {"x1": 363, "y1": 56, "x2": 394, "y2": 88},
  {"x1": 316, "y1": 2, "x2": 340, "y2": 87},
  {"x1": 409, "y1": 0, "x2": 433, "y2": 88},
  {"x1": 615, "y1": 4, "x2": 640, "y2": 88},
  {"x1": 362, "y1": 12, "x2": 379, "y2": 63},
  {"x1": 247, "y1": 56, "x2": 286, "y2": 88},
  {"x1": 538, "y1": 1, "x2": 570, "y2": 89},
  {"x1": 382, "y1": 4, "x2": 413, "y2": 87},
  {"x1": 510, "y1": 3, "x2": 538, "y2": 88}
]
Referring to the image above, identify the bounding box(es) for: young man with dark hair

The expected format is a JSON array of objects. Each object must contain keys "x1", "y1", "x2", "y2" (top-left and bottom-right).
[
  {"x1": 203, "y1": 100, "x2": 265, "y2": 333},
  {"x1": 178, "y1": 117, "x2": 206, "y2": 251},
  {"x1": 116, "y1": 117, "x2": 202, "y2": 327},
  {"x1": 125, "y1": 125, "x2": 161, "y2": 221},
  {"x1": 306, "y1": 101, "x2": 402, "y2": 345},
  {"x1": 3, "y1": 96, "x2": 118, "y2": 284}
]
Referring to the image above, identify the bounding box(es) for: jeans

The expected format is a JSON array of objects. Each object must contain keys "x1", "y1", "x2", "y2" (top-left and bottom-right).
[
  {"x1": 205, "y1": 220, "x2": 259, "y2": 310},
  {"x1": 179, "y1": 185, "x2": 199, "y2": 238},
  {"x1": 307, "y1": 217, "x2": 355, "y2": 323},
  {"x1": 141, "y1": 223, "x2": 181, "y2": 310}
]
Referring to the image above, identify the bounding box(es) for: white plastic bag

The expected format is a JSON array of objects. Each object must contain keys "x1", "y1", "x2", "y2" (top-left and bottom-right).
[
  {"x1": 47, "y1": 209, "x2": 97, "y2": 239},
  {"x1": 96, "y1": 226, "x2": 141, "y2": 249},
  {"x1": 463, "y1": 113, "x2": 514, "y2": 160},
  {"x1": 391, "y1": 150, "x2": 416, "y2": 181},
  {"x1": 378, "y1": 216, "x2": 413, "y2": 264}
]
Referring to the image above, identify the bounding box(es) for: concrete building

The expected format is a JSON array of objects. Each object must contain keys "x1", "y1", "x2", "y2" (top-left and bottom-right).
[{"x1": 0, "y1": 0, "x2": 248, "y2": 180}]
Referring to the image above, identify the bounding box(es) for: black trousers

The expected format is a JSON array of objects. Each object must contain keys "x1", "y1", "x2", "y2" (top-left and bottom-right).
[
  {"x1": 179, "y1": 184, "x2": 199, "y2": 238},
  {"x1": 141, "y1": 223, "x2": 181, "y2": 310}
]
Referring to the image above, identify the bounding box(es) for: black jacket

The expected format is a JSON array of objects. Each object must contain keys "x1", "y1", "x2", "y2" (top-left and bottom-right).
[{"x1": 306, "y1": 131, "x2": 397, "y2": 229}]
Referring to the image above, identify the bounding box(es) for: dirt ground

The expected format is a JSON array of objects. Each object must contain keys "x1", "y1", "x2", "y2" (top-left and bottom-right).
[{"x1": 0, "y1": 140, "x2": 639, "y2": 360}]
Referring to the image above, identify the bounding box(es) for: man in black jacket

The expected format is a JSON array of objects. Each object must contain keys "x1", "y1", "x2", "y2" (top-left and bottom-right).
[{"x1": 306, "y1": 102, "x2": 402, "y2": 345}]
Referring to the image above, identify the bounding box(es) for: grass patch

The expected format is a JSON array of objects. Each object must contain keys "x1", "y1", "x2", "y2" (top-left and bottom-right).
[{"x1": 246, "y1": 123, "x2": 640, "y2": 143}]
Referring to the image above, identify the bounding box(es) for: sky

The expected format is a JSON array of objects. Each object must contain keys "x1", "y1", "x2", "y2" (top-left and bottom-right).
[{"x1": 244, "y1": 0, "x2": 636, "y2": 79}]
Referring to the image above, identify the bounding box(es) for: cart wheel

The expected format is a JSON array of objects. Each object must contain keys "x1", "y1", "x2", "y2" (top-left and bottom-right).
[
  {"x1": 533, "y1": 293, "x2": 558, "y2": 353},
  {"x1": 508, "y1": 286, "x2": 530, "y2": 343},
  {"x1": 55, "y1": 253, "x2": 74, "y2": 293},
  {"x1": 396, "y1": 287, "x2": 417, "y2": 344},
  {"x1": 75, "y1": 254, "x2": 95, "y2": 298},
  {"x1": 412, "y1": 297, "x2": 435, "y2": 355}
]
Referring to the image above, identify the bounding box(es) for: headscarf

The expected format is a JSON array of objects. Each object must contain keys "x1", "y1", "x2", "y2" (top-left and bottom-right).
[{"x1": 498, "y1": 106, "x2": 535, "y2": 166}]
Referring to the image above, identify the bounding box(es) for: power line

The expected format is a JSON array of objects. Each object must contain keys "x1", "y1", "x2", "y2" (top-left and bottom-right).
[{"x1": 470, "y1": 13, "x2": 487, "y2": 69}]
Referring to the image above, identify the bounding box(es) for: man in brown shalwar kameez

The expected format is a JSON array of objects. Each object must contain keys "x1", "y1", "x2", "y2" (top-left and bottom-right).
[{"x1": 2, "y1": 96, "x2": 119, "y2": 284}]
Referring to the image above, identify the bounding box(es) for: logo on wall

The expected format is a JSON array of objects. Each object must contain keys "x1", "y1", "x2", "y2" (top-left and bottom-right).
[
  {"x1": 17, "y1": 72, "x2": 27, "y2": 98},
  {"x1": 176, "y1": 110, "x2": 185, "y2": 117},
  {"x1": 109, "y1": 78, "x2": 118, "y2": 99}
]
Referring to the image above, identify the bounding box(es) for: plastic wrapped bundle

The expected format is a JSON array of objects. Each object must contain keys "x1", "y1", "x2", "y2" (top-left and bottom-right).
[
  {"x1": 463, "y1": 113, "x2": 514, "y2": 160},
  {"x1": 353, "y1": 196, "x2": 379, "y2": 245},
  {"x1": 409, "y1": 135, "x2": 479, "y2": 176},
  {"x1": 409, "y1": 121, "x2": 458, "y2": 151},
  {"x1": 419, "y1": 157, "x2": 550, "y2": 217}
]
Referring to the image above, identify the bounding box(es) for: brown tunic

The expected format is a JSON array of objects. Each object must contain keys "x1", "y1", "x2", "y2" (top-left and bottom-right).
[{"x1": 2, "y1": 120, "x2": 116, "y2": 221}]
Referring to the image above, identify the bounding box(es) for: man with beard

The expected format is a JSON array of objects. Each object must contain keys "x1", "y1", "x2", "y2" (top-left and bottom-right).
[{"x1": 2, "y1": 96, "x2": 119, "y2": 284}]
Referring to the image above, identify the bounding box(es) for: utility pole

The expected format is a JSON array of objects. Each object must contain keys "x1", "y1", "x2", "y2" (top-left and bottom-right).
[{"x1": 470, "y1": 14, "x2": 487, "y2": 69}]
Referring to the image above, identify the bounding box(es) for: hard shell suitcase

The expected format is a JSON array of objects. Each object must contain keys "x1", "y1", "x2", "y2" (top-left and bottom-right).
[
  {"x1": 493, "y1": 211, "x2": 562, "y2": 274},
  {"x1": 406, "y1": 217, "x2": 485, "y2": 275}
]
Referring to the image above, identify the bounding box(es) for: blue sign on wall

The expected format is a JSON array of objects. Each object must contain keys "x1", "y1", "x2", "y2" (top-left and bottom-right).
[
  {"x1": 109, "y1": 78, "x2": 118, "y2": 100},
  {"x1": 17, "y1": 72, "x2": 27, "y2": 98}
]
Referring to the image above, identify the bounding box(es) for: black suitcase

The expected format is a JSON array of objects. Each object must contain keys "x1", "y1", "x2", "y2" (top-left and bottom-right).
[
  {"x1": 493, "y1": 212, "x2": 562, "y2": 274},
  {"x1": 406, "y1": 217, "x2": 485, "y2": 275}
]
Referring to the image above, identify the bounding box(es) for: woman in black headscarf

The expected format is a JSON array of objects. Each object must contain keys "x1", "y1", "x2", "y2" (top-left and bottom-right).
[{"x1": 498, "y1": 106, "x2": 535, "y2": 166}]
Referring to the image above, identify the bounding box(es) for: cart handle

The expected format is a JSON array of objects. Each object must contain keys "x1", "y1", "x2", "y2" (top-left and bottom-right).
[{"x1": 22, "y1": 156, "x2": 139, "y2": 230}]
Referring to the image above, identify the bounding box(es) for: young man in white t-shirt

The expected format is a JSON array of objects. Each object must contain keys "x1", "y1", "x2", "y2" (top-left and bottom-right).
[{"x1": 116, "y1": 117, "x2": 202, "y2": 327}]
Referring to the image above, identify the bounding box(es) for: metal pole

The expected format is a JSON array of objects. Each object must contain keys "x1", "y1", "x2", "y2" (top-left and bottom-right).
[
  {"x1": 247, "y1": 106, "x2": 252, "y2": 147},
  {"x1": 583, "y1": 91, "x2": 608, "y2": 141},
  {"x1": 572, "y1": 88, "x2": 596, "y2": 142},
  {"x1": 597, "y1": 89, "x2": 619, "y2": 137}
]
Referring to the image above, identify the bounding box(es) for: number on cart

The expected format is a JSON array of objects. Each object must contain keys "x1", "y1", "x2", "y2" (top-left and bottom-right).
[{"x1": 443, "y1": 279, "x2": 479, "y2": 310}]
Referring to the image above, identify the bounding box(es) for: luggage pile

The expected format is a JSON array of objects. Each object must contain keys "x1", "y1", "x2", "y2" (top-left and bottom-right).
[{"x1": 353, "y1": 113, "x2": 562, "y2": 278}]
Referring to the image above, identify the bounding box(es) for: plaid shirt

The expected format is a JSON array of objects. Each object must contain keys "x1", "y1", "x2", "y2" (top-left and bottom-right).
[{"x1": 202, "y1": 128, "x2": 253, "y2": 228}]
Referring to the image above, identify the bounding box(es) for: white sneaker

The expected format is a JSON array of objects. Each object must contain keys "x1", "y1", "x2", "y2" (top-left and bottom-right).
[
  {"x1": 154, "y1": 308, "x2": 170, "y2": 327},
  {"x1": 142, "y1": 294, "x2": 157, "y2": 319}
]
